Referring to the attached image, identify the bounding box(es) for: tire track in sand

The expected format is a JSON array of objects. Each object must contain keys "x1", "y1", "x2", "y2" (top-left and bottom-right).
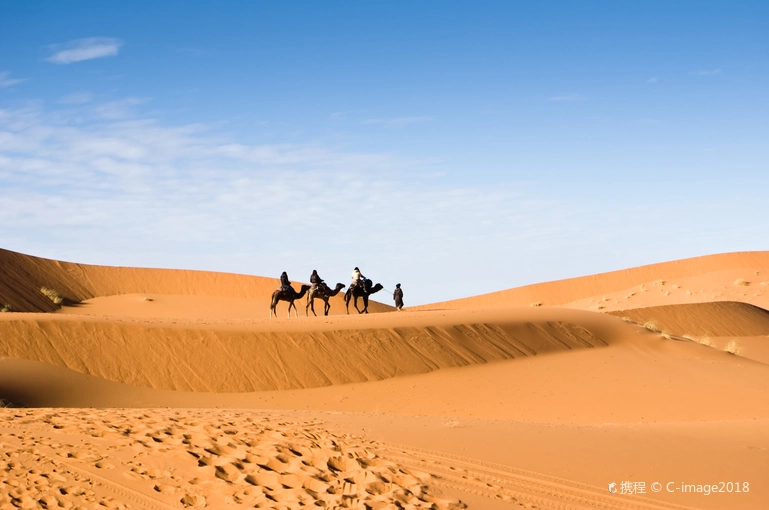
[{"x1": 376, "y1": 442, "x2": 700, "y2": 510}]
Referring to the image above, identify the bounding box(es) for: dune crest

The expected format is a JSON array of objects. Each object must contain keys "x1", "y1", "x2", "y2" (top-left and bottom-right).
[
  {"x1": 418, "y1": 251, "x2": 769, "y2": 311},
  {"x1": 0, "y1": 247, "x2": 392, "y2": 314},
  {"x1": 0, "y1": 308, "x2": 611, "y2": 392},
  {"x1": 610, "y1": 301, "x2": 769, "y2": 338}
]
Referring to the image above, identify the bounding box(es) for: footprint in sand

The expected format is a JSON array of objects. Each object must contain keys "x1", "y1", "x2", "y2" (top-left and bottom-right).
[
  {"x1": 180, "y1": 493, "x2": 206, "y2": 507},
  {"x1": 153, "y1": 483, "x2": 177, "y2": 494}
]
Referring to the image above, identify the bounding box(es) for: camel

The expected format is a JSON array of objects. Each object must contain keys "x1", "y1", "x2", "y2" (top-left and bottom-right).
[
  {"x1": 306, "y1": 283, "x2": 346, "y2": 316},
  {"x1": 269, "y1": 284, "x2": 311, "y2": 318},
  {"x1": 344, "y1": 278, "x2": 384, "y2": 314}
]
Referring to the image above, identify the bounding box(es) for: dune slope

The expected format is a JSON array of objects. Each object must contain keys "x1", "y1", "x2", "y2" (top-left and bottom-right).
[
  {"x1": 0, "y1": 247, "x2": 391, "y2": 314},
  {"x1": 419, "y1": 251, "x2": 769, "y2": 310},
  {"x1": 0, "y1": 308, "x2": 610, "y2": 392},
  {"x1": 609, "y1": 301, "x2": 769, "y2": 337}
]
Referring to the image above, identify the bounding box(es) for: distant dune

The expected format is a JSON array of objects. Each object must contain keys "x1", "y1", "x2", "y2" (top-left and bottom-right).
[
  {"x1": 418, "y1": 251, "x2": 769, "y2": 311},
  {"x1": 0, "y1": 247, "x2": 392, "y2": 314}
]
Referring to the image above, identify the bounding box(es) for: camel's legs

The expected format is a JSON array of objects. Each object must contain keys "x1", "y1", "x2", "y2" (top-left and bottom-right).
[
  {"x1": 307, "y1": 298, "x2": 316, "y2": 317},
  {"x1": 305, "y1": 289, "x2": 314, "y2": 317}
]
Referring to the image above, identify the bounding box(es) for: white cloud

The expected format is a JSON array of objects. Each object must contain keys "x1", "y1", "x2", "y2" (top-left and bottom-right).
[
  {"x1": 363, "y1": 115, "x2": 433, "y2": 127},
  {"x1": 694, "y1": 69, "x2": 721, "y2": 76},
  {"x1": 647, "y1": 77, "x2": 658, "y2": 84},
  {"x1": 46, "y1": 37, "x2": 122, "y2": 64},
  {"x1": 0, "y1": 72, "x2": 27, "y2": 88},
  {"x1": 0, "y1": 101, "x2": 566, "y2": 303},
  {"x1": 3, "y1": 99, "x2": 762, "y2": 305},
  {"x1": 89, "y1": 97, "x2": 150, "y2": 119},
  {"x1": 548, "y1": 95, "x2": 587, "y2": 102}
]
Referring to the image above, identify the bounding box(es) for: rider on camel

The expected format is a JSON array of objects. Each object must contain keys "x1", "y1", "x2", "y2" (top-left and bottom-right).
[
  {"x1": 350, "y1": 267, "x2": 366, "y2": 291},
  {"x1": 279, "y1": 271, "x2": 291, "y2": 291},
  {"x1": 310, "y1": 269, "x2": 326, "y2": 291}
]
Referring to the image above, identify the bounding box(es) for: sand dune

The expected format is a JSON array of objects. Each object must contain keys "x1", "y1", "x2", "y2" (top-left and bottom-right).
[
  {"x1": 0, "y1": 247, "x2": 392, "y2": 315},
  {"x1": 419, "y1": 252, "x2": 769, "y2": 311},
  {"x1": 608, "y1": 302, "x2": 769, "y2": 364},
  {"x1": 610, "y1": 301, "x2": 769, "y2": 338},
  {"x1": 2, "y1": 247, "x2": 769, "y2": 509},
  {"x1": 3, "y1": 323, "x2": 768, "y2": 422},
  {"x1": 1, "y1": 307, "x2": 612, "y2": 392}
]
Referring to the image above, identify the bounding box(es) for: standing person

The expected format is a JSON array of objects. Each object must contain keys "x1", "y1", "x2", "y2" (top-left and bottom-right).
[
  {"x1": 351, "y1": 267, "x2": 365, "y2": 290},
  {"x1": 393, "y1": 283, "x2": 404, "y2": 310},
  {"x1": 279, "y1": 271, "x2": 291, "y2": 291},
  {"x1": 310, "y1": 269, "x2": 325, "y2": 290}
]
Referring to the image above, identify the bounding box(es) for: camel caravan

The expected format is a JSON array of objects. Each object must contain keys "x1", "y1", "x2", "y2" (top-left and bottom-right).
[{"x1": 269, "y1": 267, "x2": 387, "y2": 317}]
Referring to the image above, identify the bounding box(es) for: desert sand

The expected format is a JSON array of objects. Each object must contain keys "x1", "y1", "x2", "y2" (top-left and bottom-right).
[{"x1": 1, "y1": 247, "x2": 768, "y2": 509}]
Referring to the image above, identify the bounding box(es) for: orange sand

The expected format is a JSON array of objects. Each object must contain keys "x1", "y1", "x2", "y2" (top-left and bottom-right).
[{"x1": 1, "y1": 247, "x2": 768, "y2": 509}]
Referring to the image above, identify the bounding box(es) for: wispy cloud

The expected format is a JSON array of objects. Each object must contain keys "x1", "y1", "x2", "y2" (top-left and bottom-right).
[
  {"x1": 694, "y1": 69, "x2": 721, "y2": 76},
  {"x1": 1, "y1": 98, "x2": 765, "y2": 305},
  {"x1": 647, "y1": 77, "x2": 658, "y2": 84},
  {"x1": 362, "y1": 115, "x2": 433, "y2": 127},
  {"x1": 0, "y1": 100, "x2": 569, "y2": 303},
  {"x1": 548, "y1": 95, "x2": 587, "y2": 102},
  {"x1": 59, "y1": 92, "x2": 93, "y2": 104},
  {"x1": 89, "y1": 97, "x2": 150, "y2": 119},
  {"x1": 0, "y1": 72, "x2": 27, "y2": 88},
  {"x1": 46, "y1": 37, "x2": 122, "y2": 64}
]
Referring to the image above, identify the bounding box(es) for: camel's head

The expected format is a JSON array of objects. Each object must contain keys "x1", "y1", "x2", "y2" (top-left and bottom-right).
[{"x1": 370, "y1": 283, "x2": 384, "y2": 294}]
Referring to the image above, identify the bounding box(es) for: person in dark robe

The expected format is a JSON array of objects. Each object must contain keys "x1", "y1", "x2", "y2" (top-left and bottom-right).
[
  {"x1": 279, "y1": 271, "x2": 291, "y2": 291},
  {"x1": 310, "y1": 269, "x2": 325, "y2": 291},
  {"x1": 393, "y1": 283, "x2": 404, "y2": 310}
]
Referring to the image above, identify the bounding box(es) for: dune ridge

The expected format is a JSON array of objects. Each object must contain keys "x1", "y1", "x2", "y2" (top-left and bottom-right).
[
  {"x1": 418, "y1": 251, "x2": 769, "y2": 310},
  {"x1": 609, "y1": 301, "x2": 769, "y2": 365},
  {"x1": 610, "y1": 301, "x2": 769, "y2": 338},
  {"x1": 0, "y1": 247, "x2": 391, "y2": 314},
  {"x1": 0, "y1": 309, "x2": 609, "y2": 392}
]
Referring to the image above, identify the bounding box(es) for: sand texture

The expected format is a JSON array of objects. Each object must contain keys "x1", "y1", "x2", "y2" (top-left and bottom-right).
[{"x1": 1, "y1": 247, "x2": 768, "y2": 509}]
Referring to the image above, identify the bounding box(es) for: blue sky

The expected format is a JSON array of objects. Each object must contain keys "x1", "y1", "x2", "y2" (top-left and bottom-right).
[{"x1": 1, "y1": 1, "x2": 767, "y2": 305}]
